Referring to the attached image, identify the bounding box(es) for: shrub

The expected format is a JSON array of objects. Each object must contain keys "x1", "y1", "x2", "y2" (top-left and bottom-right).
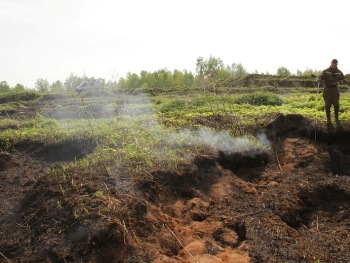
[
  {"x1": 159, "y1": 99, "x2": 186, "y2": 113},
  {"x1": 233, "y1": 92, "x2": 283, "y2": 106}
]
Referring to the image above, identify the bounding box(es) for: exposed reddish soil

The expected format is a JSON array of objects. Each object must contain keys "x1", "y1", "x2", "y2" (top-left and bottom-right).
[{"x1": 1, "y1": 114, "x2": 350, "y2": 262}]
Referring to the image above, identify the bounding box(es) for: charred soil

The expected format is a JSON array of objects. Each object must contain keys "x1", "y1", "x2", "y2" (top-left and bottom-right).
[{"x1": 1, "y1": 114, "x2": 350, "y2": 262}]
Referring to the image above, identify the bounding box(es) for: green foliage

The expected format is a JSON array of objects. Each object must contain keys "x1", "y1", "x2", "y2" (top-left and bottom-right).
[
  {"x1": 35, "y1": 78, "x2": 50, "y2": 92},
  {"x1": 0, "y1": 119, "x2": 20, "y2": 130},
  {"x1": 64, "y1": 73, "x2": 86, "y2": 92},
  {"x1": 13, "y1": 83, "x2": 26, "y2": 92},
  {"x1": 159, "y1": 99, "x2": 186, "y2": 113},
  {"x1": 1, "y1": 56, "x2": 336, "y2": 95},
  {"x1": 0, "y1": 81, "x2": 11, "y2": 93},
  {"x1": 0, "y1": 76, "x2": 350, "y2": 182},
  {"x1": 195, "y1": 56, "x2": 232, "y2": 88},
  {"x1": 124, "y1": 72, "x2": 141, "y2": 91},
  {"x1": 118, "y1": 69, "x2": 195, "y2": 93},
  {"x1": 276, "y1": 66, "x2": 291, "y2": 76},
  {"x1": 93, "y1": 190, "x2": 104, "y2": 199},
  {"x1": 196, "y1": 56, "x2": 224, "y2": 76},
  {"x1": 0, "y1": 91, "x2": 40, "y2": 103},
  {"x1": 296, "y1": 68, "x2": 321, "y2": 76},
  {"x1": 339, "y1": 85, "x2": 349, "y2": 91},
  {"x1": 50, "y1": 80, "x2": 65, "y2": 93},
  {"x1": 227, "y1": 62, "x2": 248, "y2": 78},
  {"x1": 233, "y1": 92, "x2": 283, "y2": 106}
]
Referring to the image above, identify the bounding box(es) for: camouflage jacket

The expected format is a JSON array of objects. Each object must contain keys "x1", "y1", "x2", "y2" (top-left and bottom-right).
[{"x1": 319, "y1": 67, "x2": 344, "y2": 88}]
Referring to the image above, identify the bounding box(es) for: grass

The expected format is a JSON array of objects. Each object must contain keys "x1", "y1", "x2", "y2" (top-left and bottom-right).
[{"x1": 1, "y1": 87, "x2": 350, "y2": 177}]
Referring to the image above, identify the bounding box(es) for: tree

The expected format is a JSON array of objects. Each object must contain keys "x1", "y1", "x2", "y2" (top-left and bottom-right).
[
  {"x1": 0, "y1": 81, "x2": 11, "y2": 93},
  {"x1": 50, "y1": 80, "x2": 65, "y2": 93},
  {"x1": 296, "y1": 69, "x2": 303, "y2": 76},
  {"x1": 35, "y1": 78, "x2": 50, "y2": 92},
  {"x1": 125, "y1": 72, "x2": 140, "y2": 91},
  {"x1": 172, "y1": 69, "x2": 185, "y2": 87},
  {"x1": 64, "y1": 73, "x2": 85, "y2": 92},
  {"x1": 195, "y1": 56, "x2": 225, "y2": 88},
  {"x1": 13, "y1": 83, "x2": 26, "y2": 92},
  {"x1": 276, "y1": 67, "x2": 291, "y2": 76},
  {"x1": 229, "y1": 63, "x2": 248, "y2": 77},
  {"x1": 218, "y1": 68, "x2": 231, "y2": 80},
  {"x1": 299, "y1": 68, "x2": 321, "y2": 76},
  {"x1": 183, "y1": 70, "x2": 194, "y2": 87},
  {"x1": 116, "y1": 77, "x2": 127, "y2": 90},
  {"x1": 157, "y1": 69, "x2": 172, "y2": 88},
  {"x1": 140, "y1": 71, "x2": 150, "y2": 87},
  {"x1": 145, "y1": 73, "x2": 158, "y2": 89}
]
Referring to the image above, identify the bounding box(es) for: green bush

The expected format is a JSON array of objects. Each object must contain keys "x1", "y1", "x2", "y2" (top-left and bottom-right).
[
  {"x1": 0, "y1": 91, "x2": 40, "y2": 104},
  {"x1": 233, "y1": 92, "x2": 283, "y2": 106},
  {"x1": 159, "y1": 99, "x2": 186, "y2": 113},
  {"x1": 339, "y1": 85, "x2": 349, "y2": 92}
]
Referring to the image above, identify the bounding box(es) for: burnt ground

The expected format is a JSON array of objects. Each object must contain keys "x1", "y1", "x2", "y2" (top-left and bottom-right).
[{"x1": 0, "y1": 114, "x2": 350, "y2": 263}]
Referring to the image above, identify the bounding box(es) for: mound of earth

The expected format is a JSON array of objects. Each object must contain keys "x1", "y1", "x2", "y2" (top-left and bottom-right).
[{"x1": 0, "y1": 114, "x2": 350, "y2": 262}]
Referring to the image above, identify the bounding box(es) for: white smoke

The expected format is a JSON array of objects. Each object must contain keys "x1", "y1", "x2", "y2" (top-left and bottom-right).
[{"x1": 168, "y1": 127, "x2": 271, "y2": 156}]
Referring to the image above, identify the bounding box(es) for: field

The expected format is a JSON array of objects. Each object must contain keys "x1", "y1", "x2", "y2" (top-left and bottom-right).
[{"x1": 0, "y1": 86, "x2": 350, "y2": 263}]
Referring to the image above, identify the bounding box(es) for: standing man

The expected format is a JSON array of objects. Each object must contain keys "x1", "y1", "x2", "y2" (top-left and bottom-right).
[{"x1": 317, "y1": 59, "x2": 345, "y2": 126}]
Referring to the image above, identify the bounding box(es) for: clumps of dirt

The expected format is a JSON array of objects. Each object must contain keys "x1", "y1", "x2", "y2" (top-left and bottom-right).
[
  {"x1": 298, "y1": 182, "x2": 350, "y2": 226},
  {"x1": 0, "y1": 151, "x2": 12, "y2": 171},
  {"x1": 263, "y1": 114, "x2": 350, "y2": 175},
  {"x1": 276, "y1": 137, "x2": 319, "y2": 171},
  {"x1": 329, "y1": 148, "x2": 350, "y2": 175},
  {"x1": 262, "y1": 113, "x2": 316, "y2": 139},
  {"x1": 148, "y1": 154, "x2": 220, "y2": 198},
  {"x1": 213, "y1": 218, "x2": 247, "y2": 246}
]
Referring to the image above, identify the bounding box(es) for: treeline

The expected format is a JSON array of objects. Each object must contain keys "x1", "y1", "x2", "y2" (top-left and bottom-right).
[{"x1": 0, "y1": 56, "x2": 340, "y2": 94}]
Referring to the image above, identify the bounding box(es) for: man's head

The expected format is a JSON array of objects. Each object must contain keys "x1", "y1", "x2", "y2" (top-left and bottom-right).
[{"x1": 331, "y1": 59, "x2": 338, "y2": 69}]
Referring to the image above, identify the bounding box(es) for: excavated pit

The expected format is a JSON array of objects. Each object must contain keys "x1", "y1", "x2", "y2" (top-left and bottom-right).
[
  {"x1": 217, "y1": 150, "x2": 269, "y2": 171},
  {"x1": 264, "y1": 114, "x2": 350, "y2": 175},
  {"x1": 13, "y1": 139, "x2": 97, "y2": 163},
  {"x1": 299, "y1": 183, "x2": 350, "y2": 226}
]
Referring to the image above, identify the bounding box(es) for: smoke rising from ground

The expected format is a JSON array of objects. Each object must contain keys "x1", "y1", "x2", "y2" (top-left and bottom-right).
[
  {"x1": 105, "y1": 92, "x2": 272, "y2": 160},
  {"x1": 45, "y1": 91, "x2": 272, "y2": 174},
  {"x1": 170, "y1": 127, "x2": 271, "y2": 156}
]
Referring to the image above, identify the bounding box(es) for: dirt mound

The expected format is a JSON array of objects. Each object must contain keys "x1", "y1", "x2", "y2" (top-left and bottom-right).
[
  {"x1": 0, "y1": 91, "x2": 40, "y2": 104},
  {"x1": 1, "y1": 114, "x2": 350, "y2": 262},
  {"x1": 12, "y1": 138, "x2": 97, "y2": 162},
  {"x1": 262, "y1": 113, "x2": 315, "y2": 138}
]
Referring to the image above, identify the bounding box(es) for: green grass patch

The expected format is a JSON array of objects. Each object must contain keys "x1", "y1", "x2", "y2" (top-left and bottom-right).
[
  {"x1": 0, "y1": 88, "x2": 350, "y2": 177},
  {"x1": 233, "y1": 92, "x2": 283, "y2": 106}
]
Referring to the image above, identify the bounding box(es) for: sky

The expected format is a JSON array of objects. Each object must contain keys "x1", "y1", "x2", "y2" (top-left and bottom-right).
[{"x1": 1, "y1": 0, "x2": 350, "y2": 88}]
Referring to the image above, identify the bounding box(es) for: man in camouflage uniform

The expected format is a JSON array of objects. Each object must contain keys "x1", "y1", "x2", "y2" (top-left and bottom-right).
[{"x1": 317, "y1": 59, "x2": 345, "y2": 126}]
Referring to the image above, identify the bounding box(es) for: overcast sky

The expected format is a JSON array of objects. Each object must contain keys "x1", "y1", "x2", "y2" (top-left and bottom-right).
[{"x1": 1, "y1": 0, "x2": 350, "y2": 88}]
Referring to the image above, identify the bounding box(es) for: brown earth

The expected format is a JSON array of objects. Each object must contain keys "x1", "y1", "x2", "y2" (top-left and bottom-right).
[{"x1": 1, "y1": 113, "x2": 350, "y2": 263}]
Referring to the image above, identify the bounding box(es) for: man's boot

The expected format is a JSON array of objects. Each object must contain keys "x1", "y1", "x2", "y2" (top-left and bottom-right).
[{"x1": 334, "y1": 105, "x2": 340, "y2": 126}]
